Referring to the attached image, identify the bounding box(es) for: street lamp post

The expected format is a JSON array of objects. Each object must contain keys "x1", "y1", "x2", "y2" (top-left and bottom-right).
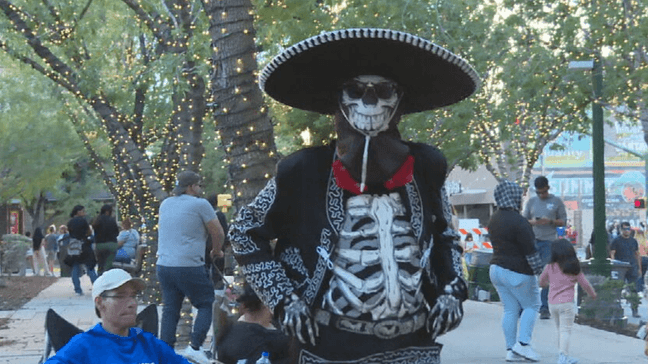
[{"x1": 569, "y1": 56, "x2": 610, "y2": 276}]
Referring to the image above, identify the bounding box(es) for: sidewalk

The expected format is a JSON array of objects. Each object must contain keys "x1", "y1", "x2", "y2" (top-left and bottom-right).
[
  {"x1": 439, "y1": 300, "x2": 647, "y2": 363},
  {"x1": 1, "y1": 276, "x2": 646, "y2": 363}
]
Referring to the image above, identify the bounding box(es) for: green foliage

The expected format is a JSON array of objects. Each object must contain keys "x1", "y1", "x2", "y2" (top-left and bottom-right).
[
  {"x1": 0, "y1": 64, "x2": 84, "y2": 201},
  {"x1": 0, "y1": 234, "x2": 31, "y2": 275},
  {"x1": 622, "y1": 283, "x2": 642, "y2": 312},
  {"x1": 580, "y1": 276, "x2": 625, "y2": 324},
  {"x1": 253, "y1": 0, "x2": 648, "y2": 184}
]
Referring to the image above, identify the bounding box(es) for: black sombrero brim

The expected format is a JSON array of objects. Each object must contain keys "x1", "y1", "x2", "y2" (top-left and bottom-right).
[{"x1": 260, "y1": 28, "x2": 480, "y2": 115}]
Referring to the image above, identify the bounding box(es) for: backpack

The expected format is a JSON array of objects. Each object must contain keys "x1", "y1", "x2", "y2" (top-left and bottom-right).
[{"x1": 67, "y1": 238, "x2": 83, "y2": 257}]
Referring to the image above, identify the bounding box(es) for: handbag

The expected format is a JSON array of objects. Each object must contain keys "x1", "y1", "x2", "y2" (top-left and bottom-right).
[{"x1": 115, "y1": 248, "x2": 130, "y2": 261}]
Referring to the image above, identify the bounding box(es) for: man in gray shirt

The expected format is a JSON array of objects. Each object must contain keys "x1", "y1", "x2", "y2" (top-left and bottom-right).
[
  {"x1": 157, "y1": 170, "x2": 224, "y2": 364},
  {"x1": 522, "y1": 176, "x2": 567, "y2": 319}
]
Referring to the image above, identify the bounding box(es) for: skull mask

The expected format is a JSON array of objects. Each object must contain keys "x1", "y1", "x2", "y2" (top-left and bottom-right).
[{"x1": 339, "y1": 75, "x2": 402, "y2": 137}]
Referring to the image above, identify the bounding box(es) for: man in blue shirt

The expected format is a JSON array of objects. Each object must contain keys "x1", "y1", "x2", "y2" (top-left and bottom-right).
[
  {"x1": 610, "y1": 222, "x2": 642, "y2": 294},
  {"x1": 45, "y1": 269, "x2": 191, "y2": 364}
]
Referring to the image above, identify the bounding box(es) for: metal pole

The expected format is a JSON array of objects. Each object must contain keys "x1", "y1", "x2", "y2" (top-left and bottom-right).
[{"x1": 591, "y1": 55, "x2": 610, "y2": 275}]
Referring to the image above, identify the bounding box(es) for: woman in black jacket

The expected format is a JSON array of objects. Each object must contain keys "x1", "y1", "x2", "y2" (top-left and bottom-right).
[
  {"x1": 488, "y1": 180, "x2": 543, "y2": 362},
  {"x1": 93, "y1": 204, "x2": 120, "y2": 275}
]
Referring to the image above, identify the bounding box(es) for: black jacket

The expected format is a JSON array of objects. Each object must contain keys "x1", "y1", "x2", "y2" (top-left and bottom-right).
[
  {"x1": 488, "y1": 208, "x2": 537, "y2": 276},
  {"x1": 229, "y1": 142, "x2": 461, "y2": 313},
  {"x1": 92, "y1": 215, "x2": 119, "y2": 244}
]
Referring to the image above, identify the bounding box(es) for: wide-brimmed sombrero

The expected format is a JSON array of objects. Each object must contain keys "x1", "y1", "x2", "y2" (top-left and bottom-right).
[{"x1": 260, "y1": 28, "x2": 480, "y2": 115}]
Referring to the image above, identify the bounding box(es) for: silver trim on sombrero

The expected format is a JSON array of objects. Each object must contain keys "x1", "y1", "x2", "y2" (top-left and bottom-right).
[{"x1": 259, "y1": 28, "x2": 480, "y2": 92}]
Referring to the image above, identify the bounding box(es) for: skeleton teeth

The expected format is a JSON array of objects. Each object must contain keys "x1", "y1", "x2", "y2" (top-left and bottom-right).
[{"x1": 348, "y1": 107, "x2": 391, "y2": 132}]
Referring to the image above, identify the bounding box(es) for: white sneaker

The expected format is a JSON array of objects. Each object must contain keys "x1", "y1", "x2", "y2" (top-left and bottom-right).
[
  {"x1": 181, "y1": 346, "x2": 212, "y2": 364},
  {"x1": 506, "y1": 349, "x2": 529, "y2": 362},
  {"x1": 558, "y1": 353, "x2": 579, "y2": 364},
  {"x1": 512, "y1": 342, "x2": 540, "y2": 362}
]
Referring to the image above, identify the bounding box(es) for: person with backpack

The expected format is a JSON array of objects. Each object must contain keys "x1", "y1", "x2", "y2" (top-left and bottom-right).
[
  {"x1": 539, "y1": 238, "x2": 597, "y2": 364},
  {"x1": 66, "y1": 205, "x2": 98, "y2": 296}
]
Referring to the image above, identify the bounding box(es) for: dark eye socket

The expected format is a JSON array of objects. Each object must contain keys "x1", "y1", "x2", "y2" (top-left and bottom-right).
[
  {"x1": 343, "y1": 82, "x2": 398, "y2": 99},
  {"x1": 374, "y1": 83, "x2": 397, "y2": 99},
  {"x1": 343, "y1": 83, "x2": 365, "y2": 98}
]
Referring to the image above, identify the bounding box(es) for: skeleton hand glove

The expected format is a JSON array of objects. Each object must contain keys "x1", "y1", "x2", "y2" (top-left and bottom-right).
[
  {"x1": 427, "y1": 277, "x2": 467, "y2": 340},
  {"x1": 279, "y1": 293, "x2": 319, "y2": 346}
]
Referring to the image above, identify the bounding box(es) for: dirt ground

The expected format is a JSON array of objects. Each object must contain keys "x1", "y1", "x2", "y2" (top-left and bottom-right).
[
  {"x1": 0, "y1": 276, "x2": 57, "y2": 311},
  {"x1": 0, "y1": 276, "x2": 58, "y2": 336},
  {"x1": 0, "y1": 276, "x2": 57, "y2": 347}
]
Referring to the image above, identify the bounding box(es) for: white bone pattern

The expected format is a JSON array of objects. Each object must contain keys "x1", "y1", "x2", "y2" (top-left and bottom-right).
[
  {"x1": 340, "y1": 75, "x2": 399, "y2": 137},
  {"x1": 324, "y1": 193, "x2": 424, "y2": 321}
]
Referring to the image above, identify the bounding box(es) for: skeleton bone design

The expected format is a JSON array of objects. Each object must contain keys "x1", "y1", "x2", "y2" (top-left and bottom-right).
[
  {"x1": 324, "y1": 193, "x2": 424, "y2": 320},
  {"x1": 340, "y1": 75, "x2": 400, "y2": 137}
]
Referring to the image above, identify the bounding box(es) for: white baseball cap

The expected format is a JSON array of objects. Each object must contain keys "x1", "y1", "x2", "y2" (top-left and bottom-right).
[{"x1": 92, "y1": 269, "x2": 146, "y2": 300}]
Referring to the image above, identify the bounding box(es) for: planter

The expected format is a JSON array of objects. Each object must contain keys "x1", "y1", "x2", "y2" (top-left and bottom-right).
[
  {"x1": 578, "y1": 275, "x2": 627, "y2": 326},
  {"x1": 465, "y1": 250, "x2": 499, "y2": 302}
]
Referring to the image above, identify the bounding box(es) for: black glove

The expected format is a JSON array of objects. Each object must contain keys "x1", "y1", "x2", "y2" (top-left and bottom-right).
[
  {"x1": 278, "y1": 293, "x2": 319, "y2": 346},
  {"x1": 427, "y1": 277, "x2": 466, "y2": 339}
]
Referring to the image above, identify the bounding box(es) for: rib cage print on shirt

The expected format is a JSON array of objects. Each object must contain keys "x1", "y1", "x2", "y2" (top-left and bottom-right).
[{"x1": 323, "y1": 192, "x2": 424, "y2": 320}]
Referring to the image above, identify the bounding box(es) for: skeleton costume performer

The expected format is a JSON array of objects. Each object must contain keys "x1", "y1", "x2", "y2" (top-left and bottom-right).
[{"x1": 229, "y1": 29, "x2": 480, "y2": 364}]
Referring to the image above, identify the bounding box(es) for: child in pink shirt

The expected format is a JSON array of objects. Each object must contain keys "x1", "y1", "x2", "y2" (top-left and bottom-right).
[{"x1": 539, "y1": 239, "x2": 597, "y2": 364}]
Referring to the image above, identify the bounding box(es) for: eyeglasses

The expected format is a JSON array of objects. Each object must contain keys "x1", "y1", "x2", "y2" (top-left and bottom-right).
[
  {"x1": 342, "y1": 81, "x2": 399, "y2": 99},
  {"x1": 102, "y1": 293, "x2": 142, "y2": 301}
]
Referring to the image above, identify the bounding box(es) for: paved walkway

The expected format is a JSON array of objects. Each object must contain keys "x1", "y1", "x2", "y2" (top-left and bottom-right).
[{"x1": 1, "y1": 276, "x2": 647, "y2": 363}]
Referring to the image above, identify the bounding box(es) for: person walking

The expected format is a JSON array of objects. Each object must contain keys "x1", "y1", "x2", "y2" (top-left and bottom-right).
[
  {"x1": 66, "y1": 205, "x2": 98, "y2": 296},
  {"x1": 157, "y1": 170, "x2": 224, "y2": 364},
  {"x1": 539, "y1": 238, "x2": 597, "y2": 364},
  {"x1": 93, "y1": 204, "x2": 120, "y2": 276},
  {"x1": 610, "y1": 221, "x2": 643, "y2": 304},
  {"x1": 44, "y1": 225, "x2": 59, "y2": 276},
  {"x1": 522, "y1": 176, "x2": 567, "y2": 320},
  {"x1": 31, "y1": 227, "x2": 51, "y2": 276},
  {"x1": 489, "y1": 180, "x2": 543, "y2": 362}
]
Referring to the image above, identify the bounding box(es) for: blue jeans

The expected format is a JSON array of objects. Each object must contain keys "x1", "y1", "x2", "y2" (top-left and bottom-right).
[
  {"x1": 535, "y1": 239, "x2": 553, "y2": 311},
  {"x1": 71, "y1": 262, "x2": 98, "y2": 294},
  {"x1": 490, "y1": 264, "x2": 541, "y2": 350},
  {"x1": 157, "y1": 265, "x2": 215, "y2": 348}
]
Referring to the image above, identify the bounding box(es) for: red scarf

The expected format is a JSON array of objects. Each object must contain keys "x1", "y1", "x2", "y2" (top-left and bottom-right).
[{"x1": 332, "y1": 155, "x2": 414, "y2": 195}]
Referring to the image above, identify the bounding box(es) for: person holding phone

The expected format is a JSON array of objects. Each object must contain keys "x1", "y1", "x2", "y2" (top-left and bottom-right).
[{"x1": 522, "y1": 176, "x2": 567, "y2": 320}]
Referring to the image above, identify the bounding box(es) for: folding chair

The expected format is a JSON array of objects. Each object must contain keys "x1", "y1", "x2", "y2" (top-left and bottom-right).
[{"x1": 38, "y1": 304, "x2": 158, "y2": 363}]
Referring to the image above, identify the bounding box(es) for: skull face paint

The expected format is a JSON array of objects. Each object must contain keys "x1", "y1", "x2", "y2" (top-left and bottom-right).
[{"x1": 340, "y1": 75, "x2": 401, "y2": 137}]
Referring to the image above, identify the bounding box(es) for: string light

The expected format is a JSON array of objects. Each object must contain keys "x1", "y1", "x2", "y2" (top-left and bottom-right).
[{"x1": 2, "y1": 0, "x2": 645, "y2": 317}]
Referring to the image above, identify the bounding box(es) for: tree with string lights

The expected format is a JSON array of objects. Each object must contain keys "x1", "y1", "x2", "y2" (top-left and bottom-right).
[
  {"x1": 252, "y1": 0, "x2": 647, "y2": 187},
  {"x1": 0, "y1": 0, "x2": 273, "y2": 348}
]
